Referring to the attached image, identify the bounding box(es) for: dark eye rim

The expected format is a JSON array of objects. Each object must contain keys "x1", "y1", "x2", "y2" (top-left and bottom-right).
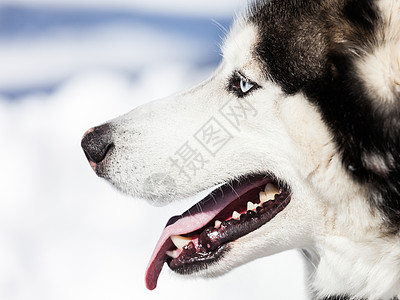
[{"x1": 228, "y1": 71, "x2": 260, "y2": 98}]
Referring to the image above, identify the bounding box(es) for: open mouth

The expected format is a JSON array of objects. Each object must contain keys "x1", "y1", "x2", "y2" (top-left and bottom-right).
[{"x1": 145, "y1": 174, "x2": 291, "y2": 290}]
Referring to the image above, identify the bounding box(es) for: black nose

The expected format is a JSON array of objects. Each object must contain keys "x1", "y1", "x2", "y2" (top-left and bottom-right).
[{"x1": 81, "y1": 123, "x2": 114, "y2": 164}]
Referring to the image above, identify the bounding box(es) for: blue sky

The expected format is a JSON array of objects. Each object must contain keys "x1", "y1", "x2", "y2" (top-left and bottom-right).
[{"x1": 0, "y1": 4, "x2": 233, "y2": 98}]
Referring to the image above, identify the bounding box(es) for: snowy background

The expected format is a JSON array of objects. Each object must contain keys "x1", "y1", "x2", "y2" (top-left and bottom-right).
[{"x1": 0, "y1": 1, "x2": 308, "y2": 299}]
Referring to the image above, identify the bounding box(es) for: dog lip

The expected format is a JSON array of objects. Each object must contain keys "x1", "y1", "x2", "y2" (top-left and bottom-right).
[
  {"x1": 168, "y1": 242, "x2": 228, "y2": 273},
  {"x1": 145, "y1": 175, "x2": 276, "y2": 291}
]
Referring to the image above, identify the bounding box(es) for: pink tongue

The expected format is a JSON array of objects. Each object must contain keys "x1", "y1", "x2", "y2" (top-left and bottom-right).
[{"x1": 145, "y1": 176, "x2": 270, "y2": 290}]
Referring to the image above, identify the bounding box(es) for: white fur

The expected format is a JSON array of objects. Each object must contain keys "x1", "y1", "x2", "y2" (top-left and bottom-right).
[
  {"x1": 95, "y1": 10, "x2": 400, "y2": 300},
  {"x1": 313, "y1": 236, "x2": 400, "y2": 300}
]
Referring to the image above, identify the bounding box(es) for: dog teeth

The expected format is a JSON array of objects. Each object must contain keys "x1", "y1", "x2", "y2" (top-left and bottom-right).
[
  {"x1": 263, "y1": 183, "x2": 280, "y2": 202},
  {"x1": 214, "y1": 220, "x2": 222, "y2": 228},
  {"x1": 232, "y1": 211, "x2": 241, "y2": 220},
  {"x1": 166, "y1": 250, "x2": 180, "y2": 259},
  {"x1": 264, "y1": 183, "x2": 280, "y2": 194},
  {"x1": 247, "y1": 201, "x2": 258, "y2": 211},
  {"x1": 170, "y1": 235, "x2": 192, "y2": 250},
  {"x1": 259, "y1": 192, "x2": 269, "y2": 203}
]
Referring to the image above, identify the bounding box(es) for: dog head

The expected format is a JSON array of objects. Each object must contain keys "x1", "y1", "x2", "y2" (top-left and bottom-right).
[{"x1": 81, "y1": 0, "x2": 400, "y2": 298}]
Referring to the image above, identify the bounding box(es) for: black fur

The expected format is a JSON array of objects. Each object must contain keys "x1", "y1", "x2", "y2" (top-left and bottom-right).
[{"x1": 249, "y1": 0, "x2": 400, "y2": 233}]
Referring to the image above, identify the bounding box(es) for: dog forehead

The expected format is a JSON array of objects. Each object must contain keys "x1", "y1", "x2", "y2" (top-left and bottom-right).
[{"x1": 222, "y1": 21, "x2": 260, "y2": 72}]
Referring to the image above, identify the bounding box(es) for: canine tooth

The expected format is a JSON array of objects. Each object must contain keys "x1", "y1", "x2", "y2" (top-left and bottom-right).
[
  {"x1": 264, "y1": 183, "x2": 280, "y2": 200},
  {"x1": 259, "y1": 192, "x2": 269, "y2": 203},
  {"x1": 170, "y1": 235, "x2": 192, "y2": 250},
  {"x1": 232, "y1": 211, "x2": 240, "y2": 220},
  {"x1": 166, "y1": 250, "x2": 179, "y2": 259},
  {"x1": 247, "y1": 201, "x2": 257, "y2": 211},
  {"x1": 214, "y1": 220, "x2": 222, "y2": 228}
]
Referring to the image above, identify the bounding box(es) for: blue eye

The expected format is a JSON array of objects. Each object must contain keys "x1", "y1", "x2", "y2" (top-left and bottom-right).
[
  {"x1": 229, "y1": 72, "x2": 259, "y2": 97},
  {"x1": 240, "y1": 79, "x2": 254, "y2": 93}
]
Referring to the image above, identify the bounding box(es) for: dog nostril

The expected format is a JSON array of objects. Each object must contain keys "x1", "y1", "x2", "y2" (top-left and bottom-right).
[
  {"x1": 83, "y1": 141, "x2": 113, "y2": 164},
  {"x1": 81, "y1": 124, "x2": 114, "y2": 164}
]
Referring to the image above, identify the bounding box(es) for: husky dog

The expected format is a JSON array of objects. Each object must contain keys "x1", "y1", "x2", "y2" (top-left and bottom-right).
[{"x1": 81, "y1": 0, "x2": 400, "y2": 299}]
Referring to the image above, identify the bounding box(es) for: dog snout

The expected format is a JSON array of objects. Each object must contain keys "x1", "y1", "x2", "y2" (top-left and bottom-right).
[{"x1": 81, "y1": 124, "x2": 114, "y2": 169}]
